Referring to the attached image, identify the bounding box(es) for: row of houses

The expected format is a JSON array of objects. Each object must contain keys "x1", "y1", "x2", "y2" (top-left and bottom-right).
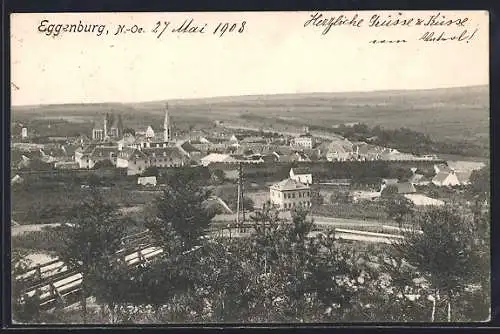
[
  {"x1": 268, "y1": 161, "x2": 486, "y2": 211},
  {"x1": 73, "y1": 144, "x2": 188, "y2": 175}
]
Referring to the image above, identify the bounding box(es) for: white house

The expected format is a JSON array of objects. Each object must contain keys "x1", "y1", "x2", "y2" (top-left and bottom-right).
[
  {"x1": 432, "y1": 170, "x2": 461, "y2": 187},
  {"x1": 138, "y1": 176, "x2": 157, "y2": 187},
  {"x1": 291, "y1": 134, "x2": 314, "y2": 150},
  {"x1": 270, "y1": 178, "x2": 311, "y2": 210},
  {"x1": 289, "y1": 168, "x2": 312, "y2": 185}
]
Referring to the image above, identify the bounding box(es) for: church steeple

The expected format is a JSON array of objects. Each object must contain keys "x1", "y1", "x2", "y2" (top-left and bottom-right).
[{"x1": 163, "y1": 103, "x2": 171, "y2": 142}]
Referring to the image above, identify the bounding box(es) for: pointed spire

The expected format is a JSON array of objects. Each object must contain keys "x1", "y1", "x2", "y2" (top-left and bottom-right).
[
  {"x1": 117, "y1": 114, "x2": 124, "y2": 137},
  {"x1": 164, "y1": 103, "x2": 171, "y2": 142}
]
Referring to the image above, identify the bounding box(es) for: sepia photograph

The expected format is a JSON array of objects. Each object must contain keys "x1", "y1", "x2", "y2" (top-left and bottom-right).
[{"x1": 10, "y1": 11, "x2": 490, "y2": 324}]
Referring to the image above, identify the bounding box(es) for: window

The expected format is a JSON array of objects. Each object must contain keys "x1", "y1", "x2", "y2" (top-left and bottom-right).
[{"x1": 293, "y1": 193, "x2": 296, "y2": 199}]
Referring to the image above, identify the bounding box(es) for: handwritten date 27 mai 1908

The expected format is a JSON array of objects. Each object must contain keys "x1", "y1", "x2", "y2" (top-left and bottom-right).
[{"x1": 37, "y1": 18, "x2": 246, "y2": 38}]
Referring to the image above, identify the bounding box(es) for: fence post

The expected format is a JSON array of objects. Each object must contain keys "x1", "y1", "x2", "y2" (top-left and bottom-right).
[{"x1": 36, "y1": 266, "x2": 42, "y2": 282}]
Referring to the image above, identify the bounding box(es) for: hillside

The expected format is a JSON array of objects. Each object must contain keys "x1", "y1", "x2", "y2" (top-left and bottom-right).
[{"x1": 12, "y1": 85, "x2": 489, "y2": 146}]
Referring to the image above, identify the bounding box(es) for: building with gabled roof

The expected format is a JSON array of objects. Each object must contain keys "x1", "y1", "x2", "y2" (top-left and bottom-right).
[
  {"x1": 142, "y1": 147, "x2": 186, "y2": 168},
  {"x1": 432, "y1": 170, "x2": 461, "y2": 187},
  {"x1": 290, "y1": 167, "x2": 312, "y2": 185},
  {"x1": 394, "y1": 182, "x2": 417, "y2": 194},
  {"x1": 117, "y1": 146, "x2": 186, "y2": 175},
  {"x1": 269, "y1": 178, "x2": 311, "y2": 211},
  {"x1": 74, "y1": 144, "x2": 118, "y2": 169}
]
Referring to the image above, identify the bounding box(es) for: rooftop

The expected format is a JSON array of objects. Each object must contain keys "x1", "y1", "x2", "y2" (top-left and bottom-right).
[
  {"x1": 432, "y1": 171, "x2": 453, "y2": 183},
  {"x1": 271, "y1": 178, "x2": 310, "y2": 191},
  {"x1": 395, "y1": 182, "x2": 416, "y2": 194}
]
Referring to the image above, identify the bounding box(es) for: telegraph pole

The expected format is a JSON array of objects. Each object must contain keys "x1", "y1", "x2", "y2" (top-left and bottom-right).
[
  {"x1": 241, "y1": 163, "x2": 246, "y2": 223},
  {"x1": 236, "y1": 162, "x2": 245, "y2": 232}
]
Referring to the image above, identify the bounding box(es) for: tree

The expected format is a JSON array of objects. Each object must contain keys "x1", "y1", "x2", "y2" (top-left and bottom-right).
[
  {"x1": 129, "y1": 169, "x2": 225, "y2": 321},
  {"x1": 210, "y1": 169, "x2": 225, "y2": 185},
  {"x1": 391, "y1": 206, "x2": 489, "y2": 322},
  {"x1": 93, "y1": 159, "x2": 114, "y2": 169},
  {"x1": 383, "y1": 195, "x2": 415, "y2": 228},
  {"x1": 468, "y1": 165, "x2": 490, "y2": 200},
  {"x1": 86, "y1": 174, "x2": 103, "y2": 187},
  {"x1": 146, "y1": 168, "x2": 216, "y2": 253},
  {"x1": 55, "y1": 188, "x2": 128, "y2": 323}
]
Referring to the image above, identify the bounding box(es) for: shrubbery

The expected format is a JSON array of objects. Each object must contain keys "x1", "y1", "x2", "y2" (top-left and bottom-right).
[{"x1": 12, "y1": 167, "x2": 490, "y2": 324}]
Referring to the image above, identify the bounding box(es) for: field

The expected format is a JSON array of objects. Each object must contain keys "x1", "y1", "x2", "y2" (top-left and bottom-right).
[{"x1": 11, "y1": 85, "x2": 489, "y2": 146}]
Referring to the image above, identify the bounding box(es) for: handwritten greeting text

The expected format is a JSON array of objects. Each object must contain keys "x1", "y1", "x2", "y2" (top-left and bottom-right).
[{"x1": 303, "y1": 12, "x2": 479, "y2": 44}]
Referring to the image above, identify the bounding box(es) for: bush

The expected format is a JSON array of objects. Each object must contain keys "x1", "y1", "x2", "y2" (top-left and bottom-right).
[
  {"x1": 142, "y1": 166, "x2": 159, "y2": 177},
  {"x1": 313, "y1": 202, "x2": 389, "y2": 221},
  {"x1": 330, "y1": 191, "x2": 353, "y2": 204}
]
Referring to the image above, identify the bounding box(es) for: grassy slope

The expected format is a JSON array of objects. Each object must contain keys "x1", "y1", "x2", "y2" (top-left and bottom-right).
[{"x1": 12, "y1": 85, "x2": 489, "y2": 144}]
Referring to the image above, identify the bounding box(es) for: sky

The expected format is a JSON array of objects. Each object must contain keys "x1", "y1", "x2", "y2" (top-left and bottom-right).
[{"x1": 10, "y1": 11, "x2": 489, "y2": 106}]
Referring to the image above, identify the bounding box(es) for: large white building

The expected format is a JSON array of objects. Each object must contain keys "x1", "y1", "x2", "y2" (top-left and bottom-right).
[
  {"x1": 291, "y1": 134, "x2": 315, "y2": 150},
  {"x1": 269, "y1": 178, "x2": 311, "y2": 211}
]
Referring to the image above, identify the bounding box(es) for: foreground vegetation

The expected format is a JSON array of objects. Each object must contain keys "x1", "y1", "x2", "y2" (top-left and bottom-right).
[{"x1": 12, "y1": 167, "x2": 490, "y2": 324}]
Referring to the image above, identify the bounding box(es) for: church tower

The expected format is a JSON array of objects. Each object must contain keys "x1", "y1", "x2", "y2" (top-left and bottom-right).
[
  {"x1": 163, "y1": 103, "x2": 171, "y2": 142},
  {"x1": 103, "y1": 113, "x2": 109, "y2": 137}
]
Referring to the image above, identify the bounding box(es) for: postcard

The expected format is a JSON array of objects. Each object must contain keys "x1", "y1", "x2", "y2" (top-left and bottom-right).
[{"x1": 10, "y1": 11, "x2": 490, "y2": 325}]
